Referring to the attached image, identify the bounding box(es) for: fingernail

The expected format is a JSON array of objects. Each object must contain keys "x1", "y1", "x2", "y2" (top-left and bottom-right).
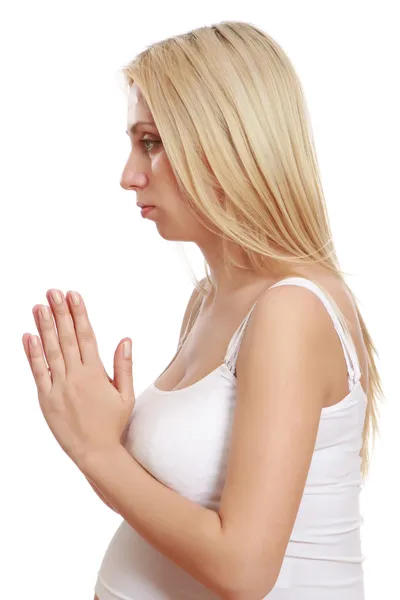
[
  {"x1": 70, "y1": 291, "x2": 80, "y2": 306},
  {"x1": 51, "y1": 290, "x2": 63, "y2": 304},
  {"x1": 41, "y1": 306, "x2": 50, "y2": 320},
  {"x1": 123, "y1": 340, "x2": 131, "y2": 359}
]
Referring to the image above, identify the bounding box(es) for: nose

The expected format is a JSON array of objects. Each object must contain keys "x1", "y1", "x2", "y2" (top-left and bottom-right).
[{"x1": 120, "y1": 165, "x2": 148, "y2": 191}]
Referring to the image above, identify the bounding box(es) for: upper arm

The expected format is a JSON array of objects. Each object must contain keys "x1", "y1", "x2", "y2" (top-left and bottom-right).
[{"x1": 218, "y1": 285, "x2": 334, "y2": 598}]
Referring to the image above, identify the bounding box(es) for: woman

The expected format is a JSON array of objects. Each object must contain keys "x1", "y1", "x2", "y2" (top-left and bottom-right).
[
  {"x1": 89, "y1": 22, "x2": 381, "y2": 600},
  {"x1": 90, "y1": 21, "x2": 381, "y2": 600}
]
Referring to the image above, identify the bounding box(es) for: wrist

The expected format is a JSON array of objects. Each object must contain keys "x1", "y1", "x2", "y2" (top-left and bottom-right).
[{"x1": 78, "y1": 444, "x2": 126, "y2": 478}]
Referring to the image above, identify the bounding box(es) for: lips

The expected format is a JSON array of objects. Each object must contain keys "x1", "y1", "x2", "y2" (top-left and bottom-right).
[{"x1": 140, "y1": 206, "x2": 156, "y2": 218}]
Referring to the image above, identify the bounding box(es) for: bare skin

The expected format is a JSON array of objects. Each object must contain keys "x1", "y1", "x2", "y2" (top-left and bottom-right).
[
  {"x1": 121, "y1": 82, "x2": 367, "y2": 405},
  {"x1": 121, "y1": 83, "x2": 285, "y2": 292},
  {"x1": 153, "y1": 268, "x2": 368, "y2": 408},
  {"x1": 91, "y1": 84, "x2": 368, "y2": 597},
  {"x1": 91, "y1": 269, "x2": 367, "y2": 600}
]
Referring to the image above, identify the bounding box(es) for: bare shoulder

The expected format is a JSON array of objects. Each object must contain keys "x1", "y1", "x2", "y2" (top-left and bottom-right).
[
  {"x1": 237, "y1": 273, "x2": 368, "y2": 399},
  {"x1": 304, "y1": 273, "x2": 368, "y2": 393}
]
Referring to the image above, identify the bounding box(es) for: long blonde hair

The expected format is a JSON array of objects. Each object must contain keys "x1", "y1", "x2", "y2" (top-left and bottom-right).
[{"x1": 120, "y1": 20, "x2": 383, "y2": 479}]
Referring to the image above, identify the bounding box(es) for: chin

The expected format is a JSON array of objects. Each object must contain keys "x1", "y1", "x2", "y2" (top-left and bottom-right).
[{"x1": 155, "y1": 224, "x2": 195, "y2": 242}]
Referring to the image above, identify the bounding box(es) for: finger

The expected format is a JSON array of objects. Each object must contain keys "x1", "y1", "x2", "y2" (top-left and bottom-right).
[
  {"x1": 33, "y1": 304, "x2": 109, "y2": 382},
  {"x1": 32, "y1": 305, "x2": 46, "y2": 351},
  {"x1": 36, "y1": 301, "x2": 66, "y2": 381},
  {"x1": 45, "y1": 289, "x2": 82, "y2": 373},
  {"x1": 23, "y1": 321, "x2": 52, "y2": 379},
  {"x1": 64, "y1": 291, "x2": 101, "y2": 367},
  {"x1": 32, "y1": 305, "x2": 54, "y2": 371},
  {"x1": 22, "y1": 333, "x2": 52, "y2": 395},
  {"x1": 22, "y1": 332, "x2": 34, "y2": 372}
]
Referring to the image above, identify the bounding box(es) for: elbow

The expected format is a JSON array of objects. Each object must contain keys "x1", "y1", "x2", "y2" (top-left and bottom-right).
[
  {"x1": 219, "y1": 581, "x2": 273, "y2": 600},
  {"x1": 217, "y1": 555, "x2": 274, "y2": 600}
]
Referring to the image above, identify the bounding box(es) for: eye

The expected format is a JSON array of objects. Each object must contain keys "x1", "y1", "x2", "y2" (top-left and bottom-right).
[{"x1": 140, "y1": 137, "x2": 160, "y2": 153}]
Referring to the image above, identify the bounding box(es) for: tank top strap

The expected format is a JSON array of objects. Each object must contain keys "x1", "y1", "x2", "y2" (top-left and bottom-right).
[
  {"x1": 224, "y1": 277, "x2": 362, "y2": 392},
  {"x1": 224, "y1": 302, "x2": 259, "y2": 375}
]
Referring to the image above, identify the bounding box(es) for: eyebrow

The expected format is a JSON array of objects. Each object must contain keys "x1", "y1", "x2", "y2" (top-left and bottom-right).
[{"x1": 126, "y1": 121, "x2": 157, "y2": 136}]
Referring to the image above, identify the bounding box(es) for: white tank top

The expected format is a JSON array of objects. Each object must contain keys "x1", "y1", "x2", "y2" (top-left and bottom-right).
[{"x1": 95, "y1": 277, "x2": 367, "y2": 600}]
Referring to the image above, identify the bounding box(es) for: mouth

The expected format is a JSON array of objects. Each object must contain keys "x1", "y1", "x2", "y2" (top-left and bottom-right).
[
  {"x1": 137, "y1": 202, "x2": 156, "y2": 209},
  {"x1": 140, "y1": 206, "x2": 156, "y2": 218}
]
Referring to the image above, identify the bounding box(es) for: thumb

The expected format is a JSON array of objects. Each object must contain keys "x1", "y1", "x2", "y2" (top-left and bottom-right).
[{"x1": 113, "y1": 338, "x2": 135, "y2": 403}]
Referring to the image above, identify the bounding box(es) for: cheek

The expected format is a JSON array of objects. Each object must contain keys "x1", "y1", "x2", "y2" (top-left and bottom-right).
[
  {"x1": 152, "y1": 151, "x2": 188, "y2": 199},
  {"x1": 151, "y1": 152, "x2": 206, "y2": 237},
  {"x1": 151, "y1": 150, "x2": 170, "y2": 177},
  {"x1": 152, "y1": 152, "x2": 185, "y2": 204}
]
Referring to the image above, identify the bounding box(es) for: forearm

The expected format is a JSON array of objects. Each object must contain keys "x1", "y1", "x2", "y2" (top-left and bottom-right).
[
  {"x1": 80, "y1": 446, "x2": 236, "y2": 599},
  {"x1": 85, "y1": 476, "x2": 119, "y2": 513}
]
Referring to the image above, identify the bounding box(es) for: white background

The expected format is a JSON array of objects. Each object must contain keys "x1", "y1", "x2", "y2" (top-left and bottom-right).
[{"x1": 1, "y1": 1, "x2": 398, "y2": 598}]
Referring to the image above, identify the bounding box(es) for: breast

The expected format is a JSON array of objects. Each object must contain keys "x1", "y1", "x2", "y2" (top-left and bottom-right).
[{"x1": 124, "y1": 367, "x2": 237, "y2": 511}]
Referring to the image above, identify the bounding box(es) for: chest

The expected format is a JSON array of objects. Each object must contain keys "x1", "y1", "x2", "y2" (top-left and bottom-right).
[{"x1": 154, "y1": 309, "x2": 241, "y2": 393}]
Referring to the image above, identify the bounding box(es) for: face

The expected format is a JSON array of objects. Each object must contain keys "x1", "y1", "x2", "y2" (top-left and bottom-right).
[{"x1": 121, "y1": 83, "x2": 210, "y2": 242}]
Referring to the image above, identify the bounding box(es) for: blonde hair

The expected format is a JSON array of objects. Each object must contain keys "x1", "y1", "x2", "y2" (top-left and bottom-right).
[{"x1": 120, "y1": 20, "x2": 383, "y2": 479}]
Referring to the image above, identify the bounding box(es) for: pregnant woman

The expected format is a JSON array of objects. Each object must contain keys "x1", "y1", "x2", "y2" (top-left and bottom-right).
[{"x1": 23, "y1": 20, "x2": 382, "y2": 600}]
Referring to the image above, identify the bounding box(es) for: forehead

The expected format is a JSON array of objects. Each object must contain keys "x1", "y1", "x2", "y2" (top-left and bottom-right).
[{"x1": 127, "y1": 83, "x2": 153, "y2": 123}]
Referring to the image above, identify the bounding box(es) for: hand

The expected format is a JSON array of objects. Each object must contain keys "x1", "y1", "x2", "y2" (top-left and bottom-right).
[{"x1": 22, "y1": 289, "x2": 135, "y2": 467}]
